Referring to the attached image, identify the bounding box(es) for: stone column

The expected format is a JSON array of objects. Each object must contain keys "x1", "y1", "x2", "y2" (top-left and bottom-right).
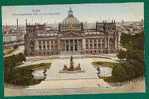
[
  {"x1": 47, "y1": 41, "x2": 49, "y2": 50},
  {"x1": 41, "y1": 40, "x2": 43, "y2": 50},
  {"x1": 107, "y1": 37, "x2": 110, "y2": 53},
  {"x1": 117, "y1": 35, "x2": 119, "y2": 49},
  {"x1": 63, "y1": 40, "x2": 64, "y2": 51},
  {"x1": 63, "y1": 40, "x2": 65, "y2": 51},
  {"x1": 57, "y1": 39, "x2": 60, "y2": 54},
  {"x1": 82, "y1": 38, "x2": 86, "y2": 52},
  {"x1": 105, "y1": 37, "x2": 107, "y2": 49},
  {"x1": 88, "y1": 39, "x2": 90, "y2": 49},
  {"x1": 45, "y1": 40, "x2": 47, "y2": 51},
  {"x1": 65, "y1": 40, "x2": 67, "y2": 52},
  {"x1": 114, "y1": 38, "x2": 117, "y2": 49},
  {"x1": 69, "y1": 40, "x2": 70, "y2": 52},
  {"x1": 100, "y1": 39, "x2": 103, "y2": 53},
  {"x1": 49, "y1": 41, "x2": 51, "y2": 50},
  {"x1": 73, "y1": 39, "x2": 75, "y2": 52},
  {"x1": 75, "y1": 40, "x2": 77, "y2": 51},
  {"x1": 77, "y1": 39, "x2": 79, "y2": 51},
  {"x1": 51, "y1": 41, "x2": 53, "y2": 51},
  {"x1": 92, "y1": 39, "x2": 94, "y2": 49},
  {"x1": 35, "y1": 40, "x2": 39, "y2": 50},
  {"x1": 96, "y1": 39, "x2": 98, "y2": 49},
  {"x1": 115, "y1": 36, "x2": 119, "y2": 50}
]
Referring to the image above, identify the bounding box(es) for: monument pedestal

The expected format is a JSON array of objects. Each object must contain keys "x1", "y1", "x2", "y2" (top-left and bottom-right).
[{"x1": 59, "y1": 56, "x2": 84, "y2": 73}]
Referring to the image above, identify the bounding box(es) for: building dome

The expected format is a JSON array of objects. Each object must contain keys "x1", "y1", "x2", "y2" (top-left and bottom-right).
[{"x1": 62, "y1": 8, "x2": 80, "y2": 25}]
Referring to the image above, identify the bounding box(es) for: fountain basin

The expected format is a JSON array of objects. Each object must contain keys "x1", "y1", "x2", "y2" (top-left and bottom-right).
[{"x1": 59, "y1": 69, "x2": 85, "y2": 73}]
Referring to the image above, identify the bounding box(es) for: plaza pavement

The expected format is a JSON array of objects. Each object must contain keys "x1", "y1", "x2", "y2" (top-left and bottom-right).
[
  {"x1": 27, "y1": 57, "x2": 112, "y2": 88},
  {"x1": 5, "y1": 78, "x2": 145, "y2": 96},
  {"x1": 13, "y1": 55, "x2": 115, "y2": 96},
  {"x1": 46, "y1": 58, "x2": 98, "y2": 80},
  {"x1": 4, "y1": 48, "x2": 145, "y2": 96}
]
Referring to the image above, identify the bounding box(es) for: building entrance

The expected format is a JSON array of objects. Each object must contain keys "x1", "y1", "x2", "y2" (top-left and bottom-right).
[{"x1": 60, "y1": 39, "x2": 82, "y2": 54}]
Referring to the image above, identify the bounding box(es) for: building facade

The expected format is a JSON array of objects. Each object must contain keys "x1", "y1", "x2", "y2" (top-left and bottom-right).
[{"x1": 25, "y1": 8, "x2": 119, "y2": 56}]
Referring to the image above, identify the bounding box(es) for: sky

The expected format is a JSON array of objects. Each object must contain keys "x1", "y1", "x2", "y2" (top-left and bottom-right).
[{"x1": 2, "y1": 2, "x2": 144, "y2": 25}]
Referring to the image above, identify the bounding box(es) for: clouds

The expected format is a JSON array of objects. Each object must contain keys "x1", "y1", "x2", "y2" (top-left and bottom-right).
[{"x1": 2, "y1": 2, "x2": 144, "y2": 25}]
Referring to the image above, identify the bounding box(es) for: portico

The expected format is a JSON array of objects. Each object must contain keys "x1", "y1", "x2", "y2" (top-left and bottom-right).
[{"x1": 60, "y1": 39, "x2": 82, "y2": 53}]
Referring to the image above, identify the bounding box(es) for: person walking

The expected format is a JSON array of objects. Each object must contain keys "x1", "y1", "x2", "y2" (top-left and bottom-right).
[{"x1": 97, "y1": 67, "x2": 100, "y2": 78}]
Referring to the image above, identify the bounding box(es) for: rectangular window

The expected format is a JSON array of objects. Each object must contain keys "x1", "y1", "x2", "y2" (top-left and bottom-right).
[
  {"x1": 47, "y1": 45, "x2": 49, "y2": 49},
  {"x1": 43, "y1": 45, "x2": 45, "y2": 49},
  {"x1": 86, "y1": 44, "x2": 88, "y2": 49},
  {"x1": 39, "y1": 45, "x2": 42, "y2": 50}
]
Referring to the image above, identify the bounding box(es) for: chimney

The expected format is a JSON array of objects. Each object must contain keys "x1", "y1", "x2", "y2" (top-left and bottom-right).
[{"x1": 16, "y1": 18, "x2": 18, "y2": 29}]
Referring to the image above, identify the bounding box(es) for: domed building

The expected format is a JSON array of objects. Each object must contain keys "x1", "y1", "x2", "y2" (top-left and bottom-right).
[
  {"x1": 59, "y1": 7, "x2": 83, "y2": 32},
  {"x1": 25, "y1": 8, "x2": 119, "y2": 56},
  {"x1": 62, "y1": 7, "x2": 80, "y2": 24}
]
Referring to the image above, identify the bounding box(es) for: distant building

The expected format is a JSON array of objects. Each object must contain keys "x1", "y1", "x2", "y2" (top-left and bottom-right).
[
  {"x1": 3, "y1": 19, "x2": 26, "y2": 48},
  {"x1": 3, "y1": 33, "x2": 17, "y2": 43},
  {"x1": 25, "y1": 8, "x2": 119, "y2": 56}
]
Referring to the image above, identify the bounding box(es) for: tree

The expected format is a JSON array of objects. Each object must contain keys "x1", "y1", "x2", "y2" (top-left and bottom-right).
[
  {"x1": 117, "y1": 50, "x2": 127, "y2": 59},
  {"x1": 113, "y1": 32, "x2": 144, "y2": 82},
  {"x1": 112, "y1": 64, "x2": 127, "y2": 82},
  {"x1": 4, "y1": 53, "x2": 43, "y2": 85}
]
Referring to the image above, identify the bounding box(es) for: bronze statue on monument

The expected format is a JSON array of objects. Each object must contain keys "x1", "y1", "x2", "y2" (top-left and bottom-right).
[{"x1": 60, "y1": 56, "x2": 84, "y2": 73}]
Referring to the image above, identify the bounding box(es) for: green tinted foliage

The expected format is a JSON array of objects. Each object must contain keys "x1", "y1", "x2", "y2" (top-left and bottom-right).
[
  {"x1": 113, "y1": 32, "x2": 144, "y2": 82},
  {"x1": 112, "y1": 64, "x2": 127, "y2": 82},
  {"x1": 117, "y1": 50, "x2": 127, "y2": 59},
  {"x1": 4, "y1": 53, "x2": 43, "y2": 86}
]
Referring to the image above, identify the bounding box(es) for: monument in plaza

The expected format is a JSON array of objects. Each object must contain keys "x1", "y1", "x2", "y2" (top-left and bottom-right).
[{"x1": 60, "y1": 56, "x2": 84, "y2": 73}]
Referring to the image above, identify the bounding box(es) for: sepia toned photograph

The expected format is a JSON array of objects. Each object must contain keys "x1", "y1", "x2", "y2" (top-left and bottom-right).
[{"x1": 2, "y1": 2, "x2": 145, "y2": 96}]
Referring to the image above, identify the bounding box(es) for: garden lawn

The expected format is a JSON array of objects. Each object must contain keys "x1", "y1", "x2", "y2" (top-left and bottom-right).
[{"x1": 92, "y1": 61, "x2": 118, "y2": 68}]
